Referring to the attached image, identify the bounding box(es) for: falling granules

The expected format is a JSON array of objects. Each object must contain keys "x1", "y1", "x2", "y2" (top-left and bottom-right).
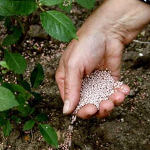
[{"x1": 59, "y1": 70, "x2": 127, "y2": 150}]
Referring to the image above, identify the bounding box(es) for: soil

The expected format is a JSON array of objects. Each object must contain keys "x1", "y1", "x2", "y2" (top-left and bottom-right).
[{"x1": 0, "y1": 1, "x2": 150, "y2": 150}]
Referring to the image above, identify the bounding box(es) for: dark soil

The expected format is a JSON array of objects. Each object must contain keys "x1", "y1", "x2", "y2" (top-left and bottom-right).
[{"x1": 0, "y1": 1, "x2": 150, "y2": 150}]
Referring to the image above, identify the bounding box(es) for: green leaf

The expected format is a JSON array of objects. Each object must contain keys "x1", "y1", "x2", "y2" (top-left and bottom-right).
[
  {"x1": 0, "y1": 61, "x2": 10, "y2": 69},
  {"x1": 58, "y1": 2, "x2": 72, "y2": 13},
  {"x1": 4, "y1": 17, "x2": 12, "y2": 31},
  {"x1": 0, "y1": 115, "x2": 5, "y2": 127},
  {"x1": 0, "y1": 86, "x2": 19, "y2": 111},
  {"x1": 39, "y1": 0, "x2": 63, "y2": 6},
  {"x1": 32, "y1": 92, "x2": 43, "y2": 101},
  {"x1": 2, "y1": 83, "x2": 31, "y2": 101},
  {"x1": 75, "y1": 0, "x2": 96, "y2": 9},
  {"x1": 2, "y1": 70, "x2": 8, "y2": 74},
  {"x1": 5, "y1": 83, "x2": 31, "y2": 100},
  {"x1": 36, "y1": 113, "x2": 48, "y2": 122},
  {"x1": 2, "y1": 27, "x2": 22, "y2": 46},
  {"x1": 16, "y1": 94, "x2": 34, "y2": 117},
  {"x1": 19, "y1": 80, "x2": 31, "y2": 92},
  {"x1": 30, "y1": 64, "x2": 44, "y2": 88},
  {"x1": 2, "y1": 119, "x2": 12, "y2": 137},
  {"x1": 23, "y1": 119, "x2": 35, "y2": 131},
  {"x1": 2, "y1": 83, "x2": 27, "y2": 96},
  {"x1": 11, "y1": 115, "x2": 21, "y2": 124},
  {"x1": 0, "y1": 15, "x2": 4, "y2": 21},
  {"x1": 0, "y1": 110, "x2": 9, "y2": 119},
  {"x1": 16, "y1": 94, "x2": 30, "y2": 116},
  {"x1": 0, "y1": 0, "x2": 38, "y2": 16},
  {"x1": 18, "y1": 107, "x2": 34, "y2": 117},
  {"x1": 16, "y1": 94, "x2": 26, "y2": 105},
  {"x1": 0, "y1": 75, "x2": 2, "y2": 83},
  {"x1": 33, "y1": 45, "x2": 37, "y2": 50},
  {"x1": 29, "y1": 108, "x2": 35, "y2": 115},
  {"x1": 39, "y1": 124, "x2": 58, "y2": 148},
  {"x1": 4, "y1": 50, "x2": 27, "y2": 74},
  {"x1": 40, "y1": 11, "x2": 77, "y2": 42}
]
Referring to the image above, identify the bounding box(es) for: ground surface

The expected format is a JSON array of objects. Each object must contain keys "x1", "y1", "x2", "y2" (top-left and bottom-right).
[{"x1": 0, "y1": 1, "x2": 150, "y2": 150}]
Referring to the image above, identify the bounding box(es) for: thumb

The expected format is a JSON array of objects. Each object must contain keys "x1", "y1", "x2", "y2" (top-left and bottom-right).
[{"x1": 63, "y1": 66, "x2": 83, "y2": 114}]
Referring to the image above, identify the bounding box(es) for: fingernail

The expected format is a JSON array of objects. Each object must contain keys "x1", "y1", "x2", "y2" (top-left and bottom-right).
[{"x1": 63, "y1": 100, "x2": 70, "y2": 114}]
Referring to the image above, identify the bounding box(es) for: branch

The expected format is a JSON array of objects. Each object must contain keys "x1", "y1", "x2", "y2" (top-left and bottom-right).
[{"x1": 133, "y1": 40, "x2": 150, "y2": 44}]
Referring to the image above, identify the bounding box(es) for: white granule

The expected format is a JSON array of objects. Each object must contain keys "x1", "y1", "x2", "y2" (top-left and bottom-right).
[{"x1": 74, "y1": 70, "x2": 123, "y2": 114}]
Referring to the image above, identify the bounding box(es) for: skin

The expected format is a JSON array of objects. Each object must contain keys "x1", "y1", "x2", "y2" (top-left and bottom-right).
[{"x1": 55, "y1": 0, "x2": 150, "y2": 119}]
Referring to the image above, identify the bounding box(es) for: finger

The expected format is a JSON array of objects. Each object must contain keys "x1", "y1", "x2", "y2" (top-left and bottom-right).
[
  {"x1": 94, "y1": 99, "x2": 114, "y2": 118},
  {"x1": 55, "y1": 61, "x2": 65, "y2": 101},
  {"x1": 115, "y1": 84, "x2": 130, "y2": 95},
  {"x1": 95, "y1": 87, "x2": 129, "y2": 118},
  {"x1": 109, "y1": 91, "x2": 125, "y2": 106},
  {"x1": 77, "y1": 104, "x2": 98, "y2": 119},
  {"x1": 63, "y1": 61, "x2": 84, "y2": 114}
]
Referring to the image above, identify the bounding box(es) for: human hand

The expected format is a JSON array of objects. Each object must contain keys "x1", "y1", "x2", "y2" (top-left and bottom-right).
[{"x1": 56, "y1": 0, "x2": 150, "y2": 119}]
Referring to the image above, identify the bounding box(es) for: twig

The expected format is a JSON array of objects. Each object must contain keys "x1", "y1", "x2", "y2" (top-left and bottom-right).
[
  {"x1": 31, "y1": 129, "x2": 34, "y2": 142},
  {"x1": 133, "y1": 40, "x2": 150, "y2": 44}
]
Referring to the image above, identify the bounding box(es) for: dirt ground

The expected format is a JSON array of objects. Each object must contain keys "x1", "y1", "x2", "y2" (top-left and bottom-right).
[{"x1": 0, "y1": 1, "x2": 150, "y2": 150}]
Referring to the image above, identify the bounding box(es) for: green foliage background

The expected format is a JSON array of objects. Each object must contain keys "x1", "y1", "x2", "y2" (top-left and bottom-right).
[{"x1": 0, "y1": 0, "x2": 96, "y2": 148}]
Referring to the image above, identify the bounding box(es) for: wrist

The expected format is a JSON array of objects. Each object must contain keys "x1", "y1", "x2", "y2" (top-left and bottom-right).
[
  {"x1": 102, "y1": 0, "x2": 150, "y2": 44},
  {"x1": 81, "y1": 0, "x2": 150, "y2": 45}
]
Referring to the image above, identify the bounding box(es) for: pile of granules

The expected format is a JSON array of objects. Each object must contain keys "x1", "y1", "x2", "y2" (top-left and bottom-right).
[{"x1": 59, "y1": 70, "x2": 125, "y2": 150}]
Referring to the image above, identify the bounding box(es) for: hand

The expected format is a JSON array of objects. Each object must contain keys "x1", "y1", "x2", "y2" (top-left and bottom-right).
[{"x1": 56, "y1": 0, "x2": 150, "y2": 119}]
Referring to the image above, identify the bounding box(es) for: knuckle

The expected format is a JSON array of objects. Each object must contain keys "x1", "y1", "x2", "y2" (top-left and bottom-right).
[
  {"x1": 64, "y1": 82, "x2": 71, "y2": 96},
  {"x1": 66, "y1": 58, "x2": 78, "y2": 70}
]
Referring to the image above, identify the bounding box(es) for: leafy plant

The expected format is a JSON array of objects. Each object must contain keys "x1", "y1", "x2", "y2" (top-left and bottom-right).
[
  {"x1": 0, "y1": 50, "x2": 58, "y2": 147},
  {"x1": 0, "y1": 0, "x2": 96, "y2": 148},
  {"x1": 0, "y1": 59, "x2": 58, "y2": 147}
]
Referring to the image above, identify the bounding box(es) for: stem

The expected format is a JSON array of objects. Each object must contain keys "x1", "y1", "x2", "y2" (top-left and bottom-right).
[
  {"x1": 16, "y1": 74, "x2": 23, "y2": 84},
  {"x1": 29, "y1": 115, "x2": 33, "y2": 119},
  {"x1": 14, "y1": 16, "x2": 25, "y2": 34},
  {"x1": 36, "y1": 0, "x2": 45, "y2": 11},
  {"x1": 15, "y1": 14, "x2": 32, "y2": 49},
  {"x1": 39, "y1": 5, "x2": 45, "y2": 12},
  {"x1": 29, "y1": 115, "x2": 39, "y2": 125}
]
